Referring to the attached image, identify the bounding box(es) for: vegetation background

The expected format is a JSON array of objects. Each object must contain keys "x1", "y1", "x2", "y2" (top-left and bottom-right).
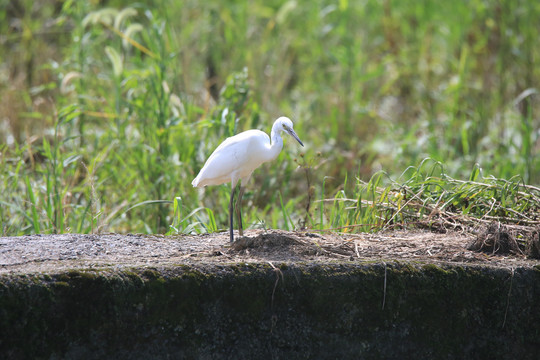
[{"x1": 1, "y1": 0, "x2": 538, "y2": 236}]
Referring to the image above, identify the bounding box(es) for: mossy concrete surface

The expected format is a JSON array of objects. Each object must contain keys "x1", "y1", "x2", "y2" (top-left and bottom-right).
[{"x1": 1, "y1": 262, "x2": 540, "y2": 359}]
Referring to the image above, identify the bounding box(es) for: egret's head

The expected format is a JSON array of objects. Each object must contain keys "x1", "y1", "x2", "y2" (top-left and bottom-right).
[{"x1": 276, "y1": 116, "x2": 304, "y2": 147}]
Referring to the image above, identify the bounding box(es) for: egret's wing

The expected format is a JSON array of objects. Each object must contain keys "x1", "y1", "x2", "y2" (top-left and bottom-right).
[
  {"x1": 205, "y1": 131, "x2": 256, "y2": 163},
  {"x1": 193, "y1": 130, "x2": 269, "y2": 187}
]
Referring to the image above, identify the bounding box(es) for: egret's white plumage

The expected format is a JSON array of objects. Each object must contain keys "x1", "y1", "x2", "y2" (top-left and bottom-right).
[{"x1": 192, "y1": 116, "x2": 304, "y2": 242}]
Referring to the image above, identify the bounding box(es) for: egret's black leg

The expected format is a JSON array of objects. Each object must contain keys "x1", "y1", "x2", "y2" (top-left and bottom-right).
[
  {"x1": 229, "y1": 184, "x2": 236, "y2": 242},
  {"x1": 236, "y1": 186, "x2": 245, "y2": 236}
]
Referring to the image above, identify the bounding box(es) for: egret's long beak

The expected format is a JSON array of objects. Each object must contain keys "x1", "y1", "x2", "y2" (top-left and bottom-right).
[{"x1": 285, "y1": 126, "x2": 304, "y2": 147}]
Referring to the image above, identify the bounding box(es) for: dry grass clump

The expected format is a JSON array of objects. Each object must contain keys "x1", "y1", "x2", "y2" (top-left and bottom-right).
[{"x1": 467, "y1": 223, "x2": 540, "y2": 259}]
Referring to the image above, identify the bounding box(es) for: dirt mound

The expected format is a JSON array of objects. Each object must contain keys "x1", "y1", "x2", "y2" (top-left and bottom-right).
[
  {"x1": 229, "y1": 232, "x2": 346, "y2": 261},
  {"x1": 232, "y1": 232, "x2": 315, "y2": 253}
]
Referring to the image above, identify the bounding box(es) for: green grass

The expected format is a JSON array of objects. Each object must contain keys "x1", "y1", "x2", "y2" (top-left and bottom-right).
[
  {"x1": 317, "y1": 159, "x2": 539, "y2": 234},
  {"x1": 0, "y1": 0, "x2": 539, "y2": 236}
]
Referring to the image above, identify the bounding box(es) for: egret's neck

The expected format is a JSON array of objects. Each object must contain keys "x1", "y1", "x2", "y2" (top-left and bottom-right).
[{"x1": 267, "y1": 128, "x2": 284, "y2": 161}]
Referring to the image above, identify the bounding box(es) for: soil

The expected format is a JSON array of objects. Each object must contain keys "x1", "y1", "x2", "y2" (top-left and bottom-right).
[{"x1": 2, "y1": 228, "x2": 538, "y2": 274}]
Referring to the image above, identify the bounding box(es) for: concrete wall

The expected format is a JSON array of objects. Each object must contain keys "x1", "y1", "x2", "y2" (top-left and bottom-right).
[{"x1": 1, "y1": 262, "x2": 540, "y2": 359}]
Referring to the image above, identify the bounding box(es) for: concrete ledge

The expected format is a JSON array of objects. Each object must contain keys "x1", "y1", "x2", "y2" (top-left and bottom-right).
[{"x1": 2, "y1": 262, "x2": 540, "y2": 359}]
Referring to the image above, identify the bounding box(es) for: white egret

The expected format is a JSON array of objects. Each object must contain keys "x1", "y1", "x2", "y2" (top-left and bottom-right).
[{"x1": 192, "y1": 116, "x2": 304, "y2": 242}]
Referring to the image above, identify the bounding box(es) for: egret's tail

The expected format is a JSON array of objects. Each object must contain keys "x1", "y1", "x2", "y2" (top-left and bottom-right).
[{"x1": 192, "y1": 173, "x2": 208, "y2": 187}]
